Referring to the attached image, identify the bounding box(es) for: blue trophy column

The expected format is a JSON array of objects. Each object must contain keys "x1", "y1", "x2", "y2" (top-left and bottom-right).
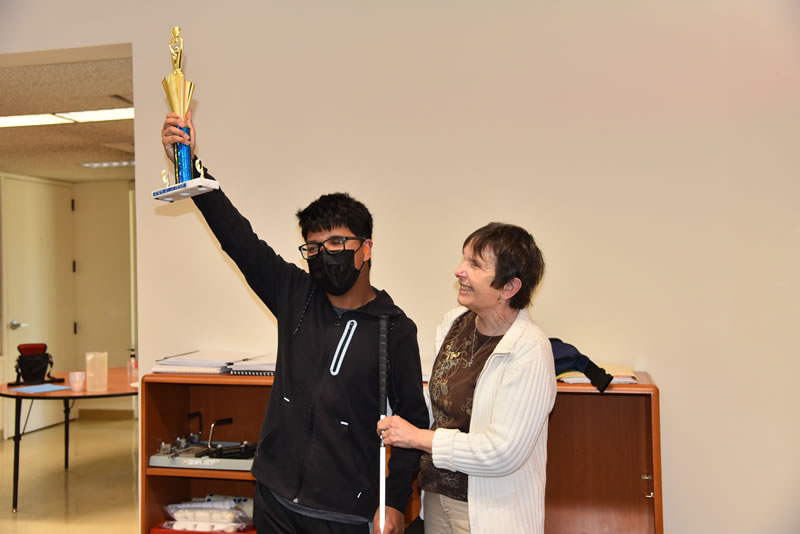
[{"x1": 174, "y1": 125, "x2": 192, "y2": 183}]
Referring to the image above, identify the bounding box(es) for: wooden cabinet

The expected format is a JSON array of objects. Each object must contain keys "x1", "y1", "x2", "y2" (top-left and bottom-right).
[
  {"x1": 140, "y1": 373, "x2": 272, "y2": 533},
  {"x1": 141, "y1": 372, "x2": 662, "y2": 534},
  {"x1": 545, "y1": 372, "x2": 663, "y2": 534}
]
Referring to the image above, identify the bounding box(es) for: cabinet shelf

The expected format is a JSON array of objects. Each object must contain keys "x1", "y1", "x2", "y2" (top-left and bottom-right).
[{"x1": 145, "y1": 467, "x2": 257, "y2": 481}]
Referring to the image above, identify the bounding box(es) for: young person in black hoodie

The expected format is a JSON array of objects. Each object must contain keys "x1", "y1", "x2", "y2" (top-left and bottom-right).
[{"x1": 162, "y1": 111, "x2": 429, "y2": 534}]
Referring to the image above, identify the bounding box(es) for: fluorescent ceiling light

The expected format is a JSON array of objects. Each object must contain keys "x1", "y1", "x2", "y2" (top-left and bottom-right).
[
  {"x1": 0, "y1": 114, "x2": 74, "y2": 127},
  {"x1": 0, "y1": 107, "x2": 134, "y2": 128},
  {"x1": 56, "y1": 107, "x2": 135, "y2": 123},
  {"x1": 80, "y1": 160, "x2": 135, "y2": 169}
]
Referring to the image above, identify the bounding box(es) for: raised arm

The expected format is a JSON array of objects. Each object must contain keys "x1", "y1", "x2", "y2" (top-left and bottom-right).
[{"x1": 158, "y1": 111, "x2": 306, "y2": 315}]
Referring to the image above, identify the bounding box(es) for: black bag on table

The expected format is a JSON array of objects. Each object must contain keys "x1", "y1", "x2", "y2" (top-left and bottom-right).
[{"x1": 10, "y1": 343, "x2": 65, "y2": 386}]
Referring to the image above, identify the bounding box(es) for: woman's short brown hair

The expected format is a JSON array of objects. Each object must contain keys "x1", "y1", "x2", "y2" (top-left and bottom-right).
[{"x1": 464, "y1": 222, "x2": 544, "y2": 309}]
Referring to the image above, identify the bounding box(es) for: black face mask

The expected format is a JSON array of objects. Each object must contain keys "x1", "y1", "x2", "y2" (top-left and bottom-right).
[{"x1": 307, "y1": 249, "x2": 363, "y2": 296}]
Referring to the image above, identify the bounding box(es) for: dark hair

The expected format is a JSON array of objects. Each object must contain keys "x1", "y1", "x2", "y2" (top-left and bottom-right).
[
  {"x1": 296, "y1": 192, "x2": 373, "y2": 241},
  {"x1": 464, "y1": 222, "x2": 544, "y2": 309}
]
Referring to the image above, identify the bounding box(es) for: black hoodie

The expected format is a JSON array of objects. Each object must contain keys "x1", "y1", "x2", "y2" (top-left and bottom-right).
[{"x1": 193, "y1": 172, "x2": 429, "y2": 520}]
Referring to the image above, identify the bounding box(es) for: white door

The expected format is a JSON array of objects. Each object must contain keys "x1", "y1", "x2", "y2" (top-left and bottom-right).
[{"x1": 1, "y1": 173, "x2": 76, "y2": 437}]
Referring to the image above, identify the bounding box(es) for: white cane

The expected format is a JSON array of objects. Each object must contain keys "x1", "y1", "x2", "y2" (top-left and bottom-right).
[
  {"x1": 379, "y1": 416, "x2": 386, "y2": 533},
  {"x1": 378, "y1": 316, "x2": 388, "y2": 534}
]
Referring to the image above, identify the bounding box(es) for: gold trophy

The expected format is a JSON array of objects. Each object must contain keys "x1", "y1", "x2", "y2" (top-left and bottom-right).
[{"x1": 153, "y1": 26, "x2": 218, "y2": 202}]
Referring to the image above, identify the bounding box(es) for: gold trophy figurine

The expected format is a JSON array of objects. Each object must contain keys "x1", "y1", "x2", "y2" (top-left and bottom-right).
[
  {"x1": 163, "y1": 27, "x2": 194, "y2": 124},
  {"x1": 154, "y1": 26, "x2": 217, "y2": 202},
  {"x1": 169, "y1": 27, "x2": 183, "y2": 74}
]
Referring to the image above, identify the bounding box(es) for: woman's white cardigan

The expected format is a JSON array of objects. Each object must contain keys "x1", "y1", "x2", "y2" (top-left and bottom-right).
[{"x1": 430, "y1": 306, "x2": 557, "y2": 534}]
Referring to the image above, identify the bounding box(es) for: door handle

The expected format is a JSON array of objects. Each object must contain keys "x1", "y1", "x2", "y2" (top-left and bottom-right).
[{"x1": 8, "y1": 320, "x2": 30, "y2": 330}]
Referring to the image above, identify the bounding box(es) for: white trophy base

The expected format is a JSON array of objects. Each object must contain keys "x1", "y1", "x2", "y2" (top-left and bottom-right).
[{"x1": 152, "y1": 177, "x2": 219, "y2": 202}]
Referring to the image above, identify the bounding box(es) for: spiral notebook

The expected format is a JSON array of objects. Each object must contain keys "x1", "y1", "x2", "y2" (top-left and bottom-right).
[{"x1": 229, "y1": 355, "x2": 276, "y2": 376}]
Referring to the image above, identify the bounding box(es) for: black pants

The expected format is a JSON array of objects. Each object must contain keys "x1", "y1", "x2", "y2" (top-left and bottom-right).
[{"x1": 254, "y1": 482, "x2": 371, "y2": 534}]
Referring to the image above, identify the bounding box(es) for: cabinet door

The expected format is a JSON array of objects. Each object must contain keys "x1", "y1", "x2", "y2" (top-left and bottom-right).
[{"x1": 545, "y1": 392, "x2": 656, "y2": 534}]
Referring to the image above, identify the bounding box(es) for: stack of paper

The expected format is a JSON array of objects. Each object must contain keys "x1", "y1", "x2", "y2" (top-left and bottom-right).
[
  {"x1": 229, "y1": 355, "x2": 276, "y2": 376},
  {"x1": 152, "y1": 351, "x2": 261, "y2": 375},
  {"x1": 557, "y1": 364, "x2": 638, "y2": 384}
]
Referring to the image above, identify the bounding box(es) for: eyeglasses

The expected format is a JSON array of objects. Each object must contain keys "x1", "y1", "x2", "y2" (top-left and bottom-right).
[{"x1": 298, "y1": 236, "x2": 366, "y2": 259}]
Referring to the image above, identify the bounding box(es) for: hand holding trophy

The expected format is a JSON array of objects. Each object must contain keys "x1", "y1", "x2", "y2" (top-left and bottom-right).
[{"x1": 153, "y1": 26, "x2": 218, "y2": 202}]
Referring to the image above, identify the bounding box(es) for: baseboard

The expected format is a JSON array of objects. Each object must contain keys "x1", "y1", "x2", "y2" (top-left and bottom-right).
[{"x1": 78, "y1": 409, "x2": 135, "y2": 421}]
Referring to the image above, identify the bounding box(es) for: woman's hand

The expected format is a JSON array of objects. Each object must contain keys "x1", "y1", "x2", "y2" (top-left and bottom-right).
[
  {"x1": 161, "y1": 110, "x2": 195, "y2": 160},
  {"x1": 377, "y1": 415, "x2": 433, "y2": 454}
]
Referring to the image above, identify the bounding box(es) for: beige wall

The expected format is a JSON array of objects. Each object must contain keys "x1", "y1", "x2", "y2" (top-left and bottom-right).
[
  {"x1": 73, "y1": 180, "x2": 134, "y2": 412},
  {"x1": 2, "y1": 2, "x2": 799, "y2": 532}
]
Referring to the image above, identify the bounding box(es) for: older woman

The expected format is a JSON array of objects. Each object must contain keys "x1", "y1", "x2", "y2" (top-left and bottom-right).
[{"x1": 377, "y1": 222, "x2": 556, "y2": 534}]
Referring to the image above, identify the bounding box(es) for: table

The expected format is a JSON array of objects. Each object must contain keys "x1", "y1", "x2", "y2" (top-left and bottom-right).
[{"x1": 0, "y1": 366, "x2": 138, "y2": 512}]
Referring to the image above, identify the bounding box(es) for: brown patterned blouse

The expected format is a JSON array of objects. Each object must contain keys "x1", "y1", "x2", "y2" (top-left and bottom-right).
[{"x1": 418, "y1": 311, "x2": 503, "y2": 502}]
